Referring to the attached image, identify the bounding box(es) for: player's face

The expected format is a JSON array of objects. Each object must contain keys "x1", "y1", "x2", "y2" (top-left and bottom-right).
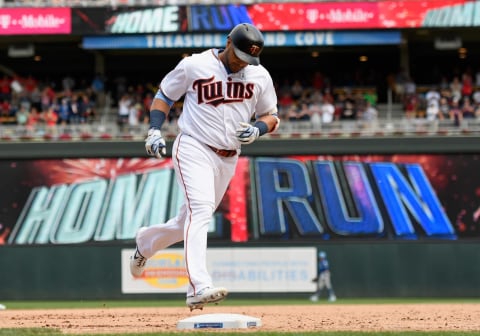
[{"x1": 226, "y1": 42, "x2": 249, "y2": 73}]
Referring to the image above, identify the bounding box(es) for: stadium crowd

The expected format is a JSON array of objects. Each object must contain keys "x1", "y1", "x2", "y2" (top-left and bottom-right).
[{"x1": 1, "y1": 66, "x2": 480, "y2": 139}]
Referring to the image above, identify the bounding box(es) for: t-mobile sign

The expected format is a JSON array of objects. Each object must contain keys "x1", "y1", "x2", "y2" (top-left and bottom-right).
[{"x1": 0, "y1": 8, "x2": 71, "y2": 35}]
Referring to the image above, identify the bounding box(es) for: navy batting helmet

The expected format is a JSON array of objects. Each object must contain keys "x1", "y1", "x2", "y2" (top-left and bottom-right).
[{"x1": 228, "y1": 23, "x2": 264, "y2": 66}]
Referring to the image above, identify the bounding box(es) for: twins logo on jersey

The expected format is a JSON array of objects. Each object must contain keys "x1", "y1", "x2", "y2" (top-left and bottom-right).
[{"x1": 193, "y1": 76, "x2": 254, "y2": 107}]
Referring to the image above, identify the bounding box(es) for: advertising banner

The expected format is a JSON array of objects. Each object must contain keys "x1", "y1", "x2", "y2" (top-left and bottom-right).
[
  {"x1": 0, "y1": 8, "x2": 71, "y2": 35},
  {"x1": 1, "y1": 154, "x2": 479, "y2": 245},
  {"x1": 1, "y1": 1, "x2": 477, "y2": 35},
  {"x1": 121, "y1": 247, "x2": 316, "y2": 294},
  {"x1": 71, "y1": 0, "x2": 480, "y2": 36},
  {"x1": 82, "y1": 30, "x2": 401, "y2": 49}
]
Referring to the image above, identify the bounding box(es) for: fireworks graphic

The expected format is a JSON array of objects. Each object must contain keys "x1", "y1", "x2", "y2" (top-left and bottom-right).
[{"x1": 32, "y1": 158, "x2": 173, "y2": 185}]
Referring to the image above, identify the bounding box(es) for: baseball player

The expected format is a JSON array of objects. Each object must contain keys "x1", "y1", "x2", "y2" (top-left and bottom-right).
[
  {"x1": 130, "y1": 23, "x2": 279, "y2": 311},
  {"x1": 310, "y1": 251, "x2": 337, "y2": 302}
]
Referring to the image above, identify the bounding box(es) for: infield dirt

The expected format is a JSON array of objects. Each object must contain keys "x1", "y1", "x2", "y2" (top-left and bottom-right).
[{"x1": 2, "y1": 303, "x2": 480, "y2": 334}]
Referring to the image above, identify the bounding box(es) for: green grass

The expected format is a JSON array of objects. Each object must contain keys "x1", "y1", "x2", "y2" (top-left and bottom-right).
[{"x1": 1, "y1": 298, "x2": 480, "y2": 309}]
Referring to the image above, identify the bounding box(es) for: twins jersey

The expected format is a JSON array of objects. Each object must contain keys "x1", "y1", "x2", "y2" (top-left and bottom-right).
[{"x1": 160, "y1": 49, "x2": 277, "y2": 150}]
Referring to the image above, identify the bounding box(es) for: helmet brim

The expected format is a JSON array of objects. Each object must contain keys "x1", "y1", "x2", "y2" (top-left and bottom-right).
[{"x1": 233, "y1": 46, "x2": 260, "y2": 66}]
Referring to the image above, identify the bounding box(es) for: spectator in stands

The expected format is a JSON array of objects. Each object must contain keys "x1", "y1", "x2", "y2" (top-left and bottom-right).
[
  {"x1": 10, "y1": 74, "x2": 23, "y2": 101},
  {"x1": 291, "y1": 79, "x2": 304, "y2": 102},
  {"x1": 360, "y1": 100, "x2": 378, "y2": 122},
  {"x1": 15, "y1": 104, "x2": 29, "y2": 126},
  {"x1": 44, "y1": 106, "x2": 59, "y2": 136},
  {"x1": 0, "y1": 99, "x2": 11, "y2": 121},
  {"x1": 461, "y1": 72, "x2": 473, "y2": 99},
  {"x1": 472, "y1": 88, "x2": 480, "y2": 106},
  {"x1": 0, "y1": 75, "x2": 11, "y2": 102},
  {"x1": 286, "y1": 103, "x2": 300, "y2": 121},
  {"x1": 26, "y1": 106, "x2": 42, "y2": 132},
  {"x1": 310, "y1": 102, "x2": 322, "y2": 130},
  {"x1": 297, "y1": 102, "x2": 312, "y2": 121},
  {"x1": 363, "y1": 88, "x2": 378, "y2": 107},
  {"x1": 84, "y1": 87, "x2": 97, "y2": 108},
  {"x1": 30, "y1": 86, "x2": 42, "y2": 112},
  {"x1": 475, "y1": 105, "x2": 480, "y2": 120},
  {"x1": 404, "y1": 76, "x2": 416, "y2": 99},
  {"x1": 23, "y1": 75, "x2": 37, "y2": 95},
  {"x1": 461, "y1": 96, "x2": 475, "y2": 119},
  {"x1": 339, "y1": 90, "x2": 357, "y2": 120},
  {"x1": 450, "y1": 76, "x2": 462, "y2": 102},
  {"x1": 57, "y1": 97, "x2": 72, "y2": 125},
  {"x1": 91, "y1": 72, "x2": 105, "y2": 107},
  {"x1": 425, "y1": 100, "x2": 441, "y2": 121},
  {"x1": 278, "y1": 91, "x2": 294, "y2": 120},
  {"x1": 70, "y1": 93, "x2": 82, "y2": 124},
  {"x1": 128, "y1": 101, "x2": 141, "y2": 127},
  {"x1": 309, "y1": 89, "x2": 324, "y2": 105},
  {"x1": 425, "y1": 86, "x2": 441, "y2": 106},
  {"x1": 320, "y1": 100, "x2": 335, "y2": 125},
  {"x1": 40, "y1": 85, "x2": 56, "y2": 112},
  {"x1": 143, "y1": 92, "x2": 153, "y2": 115},
  {"x1": 81, "y1": 94, "x2": 96, "y2": 124},
  {"x1": 117, "y1": 93, "x2": 131, "y2": 129},
  {"x1": 438, "y1": 75, "x2": 449, "y2": 91},
  {"x1": 322, "y1": 87, "x2": 335, "y2": 104},
  {"x1": 438, "y1": 97, "x2": 451, "y2": 120},
  {"x1": 404, "y1": 92, "x2": 419, "y2": 119},
  {"x1": 449, "y1": 98, "x2": 463, "y2": 127},
  {"x1": 393, "y1": 67, "x2": 409, "y2": 103}
]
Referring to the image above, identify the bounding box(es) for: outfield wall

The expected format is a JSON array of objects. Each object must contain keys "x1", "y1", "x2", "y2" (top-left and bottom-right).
[
  {"x1": 0, "y1": 136, "x2": 479, "y2": 299},
  {"x1": 1, "y1": 242, "x2": 480, "y2": 300}
]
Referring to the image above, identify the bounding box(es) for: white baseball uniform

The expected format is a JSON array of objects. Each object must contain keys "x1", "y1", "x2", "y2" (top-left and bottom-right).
[{"x1": 135, "y1": 48, "x2": 277, "y2": 298}]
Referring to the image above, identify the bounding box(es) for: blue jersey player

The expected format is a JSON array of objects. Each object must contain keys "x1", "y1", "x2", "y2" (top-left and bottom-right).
[{"x1": 310, "y1": 251, "x2": 337, "y2": 302}]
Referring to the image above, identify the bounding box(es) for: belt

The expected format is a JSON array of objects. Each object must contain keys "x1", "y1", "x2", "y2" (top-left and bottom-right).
[{"x1": 207, "y1": 145, "x2": 237, "y2": 157}]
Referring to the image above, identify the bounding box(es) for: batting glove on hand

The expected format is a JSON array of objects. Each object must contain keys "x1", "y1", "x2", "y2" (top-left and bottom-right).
[
  {"x1": 145, "y1": 128, "x2": 166, "y2": 158},
  {"x1": 236, "y1": 122, "x2": 260, "y2": 144}
]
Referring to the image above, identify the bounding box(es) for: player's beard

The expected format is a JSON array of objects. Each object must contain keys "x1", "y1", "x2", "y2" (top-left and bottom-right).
[{"x1": 225, "y1": 49, "x2": 247, "y2": 74}]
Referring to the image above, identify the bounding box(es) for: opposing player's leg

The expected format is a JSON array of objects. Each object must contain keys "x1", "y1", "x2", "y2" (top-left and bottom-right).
[{"x1": 325, "y1": 273, "x2": 337, "y2": 302}]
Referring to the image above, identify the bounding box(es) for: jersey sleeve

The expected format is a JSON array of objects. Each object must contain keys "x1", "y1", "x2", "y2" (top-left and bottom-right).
[
  {"x1": 254, "y1": 69, "x2": 278, "y2": 118},
  {"x1": 160, "y1": 58, "x2": 190, "y2": 102}
]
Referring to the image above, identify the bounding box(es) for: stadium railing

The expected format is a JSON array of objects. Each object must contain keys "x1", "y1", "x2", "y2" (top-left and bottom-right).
[{"x1": 1, "y1": 118, "x2": 479, "y2": 142}]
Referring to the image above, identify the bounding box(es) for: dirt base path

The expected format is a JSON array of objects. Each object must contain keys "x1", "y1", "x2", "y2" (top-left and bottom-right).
[{"x1": 2, "y1": 304, "x2": 480, "y2": 334}]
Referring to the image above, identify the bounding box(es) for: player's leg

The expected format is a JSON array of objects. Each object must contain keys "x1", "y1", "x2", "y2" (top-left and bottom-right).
[
  {"x1": 325, "y1": 272, "x2": 337, "y2": 301},
  {"x1": 173, "y1": 134, "x2": 227, "y2": 308},
  {"x1": 310, "y1": 279, "x2": 321, "y2": 302},
  {"x1": 135, "y1": 204, "x2": 187, "y2": 257},
  {"x1": 185, "y1": 147, "x2": 237, "y2": 310},
  {"x1": 213, "y1": 151, "x2": 238, "y2": 207},
  {"x1": 318, "y1": 272, "x2": 327, "y2": 296},
  {"x1": 130, "y1": 182, "x2": 187, "y2": 277}
]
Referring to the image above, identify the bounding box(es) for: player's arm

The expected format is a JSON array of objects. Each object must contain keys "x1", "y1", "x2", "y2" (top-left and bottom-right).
[
  {"x1": 255, "y1": 108, "x2": 281, "y2": 133},
  {"x1": 145, "y1": 89, "x2": 175, "y2": 158},
  {"x1": 235, "y1": 108, "x2": 280, "y2": 145}
]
